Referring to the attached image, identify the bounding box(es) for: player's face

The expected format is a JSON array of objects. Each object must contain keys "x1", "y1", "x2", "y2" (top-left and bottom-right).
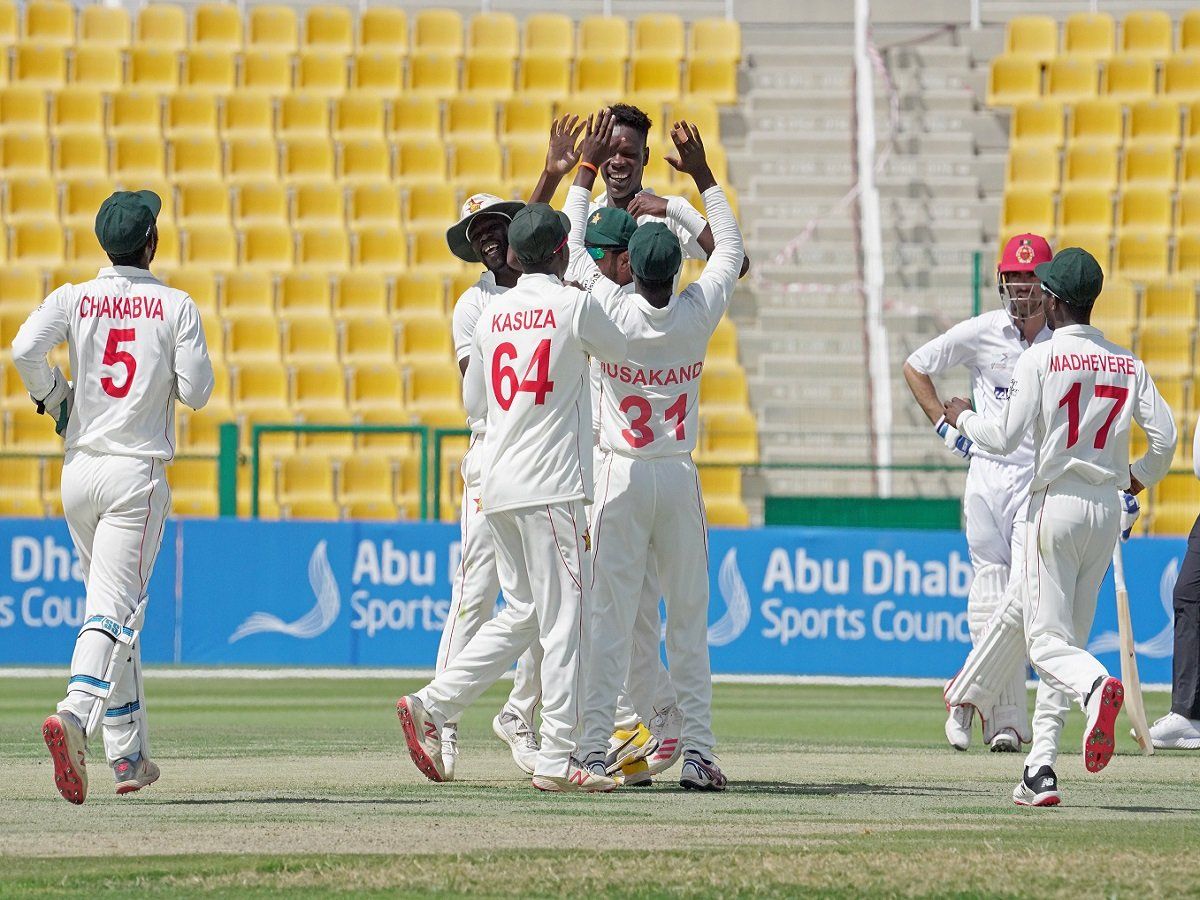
[
  {"x1": 999, "y1": 272, "x2": 1045, "y2": 325},
  {"x1": 469, "y1": 215, "x2": 511, "y2": 274},
  {"x1": 594, "y1": 247, "x2": 631, "y2": 285},
  {"x1": 602, "y1": 126, "x2": 648, "y2": 201}
]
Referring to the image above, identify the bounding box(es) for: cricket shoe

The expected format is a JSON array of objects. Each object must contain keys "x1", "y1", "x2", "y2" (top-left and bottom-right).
[
  {"x1": 605, "y1": 722, "x2": 658, "y2": 774},
  {"x1": 492, "y1": 711, "x2": 539, "y2": 775},
  {"x1": 42, "y1": 711, "x2": 88, "y2": 805},
  {"x1": 989, "y1": 728, "x2": 1022, "y2": 753},
  {"x1": 396, "y1": 695, "x2": 445, "y2": 783},
  {"x1": 944, "y1": 704, "x2": 973, "y2": 752},
  {"x1": 618, "y1": 759, "x2": 652, "y2": 787},
  {"x1": 1012, "y1": 765, "x2": 1061, "y2": 807},
  {"x1": 1082, "y1": 676, "x2": 1124, "y2": 774},
  {"x1": 679, "y1": 751, "x2": 727, "y2": 792},
  {"x1": 531, "y1": 758, "x2": 617, "y2": 793},
  {"x1": 646, "y1": 704, "x2": 683, "y2": 775},
  {"x1": 113, "y1": 756, "x2": 160, "y2": 796},
  {"x1": 441, "y1": 723, "x2": 458, "y2": 782},
  {"x1": 1148, "y1": 712, "x2": 1200, "y2": 750}
]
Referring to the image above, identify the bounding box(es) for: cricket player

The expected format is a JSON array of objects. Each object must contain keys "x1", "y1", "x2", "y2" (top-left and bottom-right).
[
  {"x1": 23, "y1": 191, "x2": 214, "y2": 804},
  {"x1": 944, "y1": 247, "x2": 1176, "y2": 806},
  {"x1": 397, "y1": 203, "x2": 628, "y2": 793},
  {"x1": 903, "y1": 234, "x2": 1054, "y2": 753},
  {"x1": 440, "y1": 192, "x2": 544, "y2": 780},
  {"x1": 578, "y1": 120, "x2": 744, "y2": 792}
]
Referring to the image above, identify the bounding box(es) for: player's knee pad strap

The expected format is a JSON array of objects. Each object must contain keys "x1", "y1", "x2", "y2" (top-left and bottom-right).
[
  {"x1": 79, "y1": 614, "x2": 138, "y2": 646},
  {"x1": 104, "y1": 698, "x2": 141, "y2": 725}
]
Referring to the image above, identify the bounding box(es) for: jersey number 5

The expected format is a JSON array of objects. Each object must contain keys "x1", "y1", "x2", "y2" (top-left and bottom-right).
[
  {"x1": 1058, "y1": 381, "x2": 1129, "y2": 450},
  {"x1": 101, "y1": 327, "x2": 137, "y2": 399},
  {"x1": 492, "y1": 339, "x2": 554, "y2": 410}
]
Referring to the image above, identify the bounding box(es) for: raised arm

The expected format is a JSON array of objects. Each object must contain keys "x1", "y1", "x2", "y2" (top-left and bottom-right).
[
  {"x1": 527, "y1": 115, "x2": 585, "y2": 204},
  {"x1": 571, "y1": 291, "x2": 627, "y2": 365},
  {"x1": 949, "y1": 350, "x2": 1040, "y2": 457},
  {"x1": 174, "y1": 299, "x2": 214, "y2": 410}
]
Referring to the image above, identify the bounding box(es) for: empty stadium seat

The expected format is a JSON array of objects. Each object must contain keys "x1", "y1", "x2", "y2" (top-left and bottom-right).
[
  {"x1": 408, "y1": 52, "x2": 459, "y2": 98},
  {"x1": 1164, "y1": 56, "x2": 1200, "y2": 102},
  {"x1": 194, "y1": 3, "x2": 242, "y2": 48},
  {"x1": 222, "y1": 269, "x2": 274, "y2": 317},
  {"x1": 1143, "y1": 280, "x2": 1197, "y2": 324},
  {"x1": 1006, "y1": 144, "x2": 1059, "y2": 190},
  {"x1": 334, "y1": 95, "x2": 385, "y2": 139},
  {"x1": 413, "y1": 8, "x2": 463, "y2": 56},
  {"x1": 305, "y1": 5, "x2": 353, "y2": 52},
  {"x1": 987, "y1": 56, "x2": 1041, "y2": 107},
  {"x1": 359, "y1": 7, "x2": 407, "y2": 53},
  {"x1": 1001, "y1": 188, "x2": 1055, "y2": 236},
  {"x1": 1117, "y1": 186, "x2": 1172, "y2": 235},
  {"x1": 389, "y1": 96, "x2": 441, "y2": 141},
  {"x1": 249, "y1": 4, "x2": 298, "y2": 51},
  {"x1": 1121, "y1": 10, "x2": 1171, "y2": 60},
  {"x1": 137, "y1": 4, "x2": 187, "y2": 51},
  {"x1": 1046, "y1": 58, "x2": 1099, "y2": 102},
  {"x1": 1064, "y1": 12, "x2": 1114, "y2": 61},
  {"x1": 353, "y1": 51, "x2": 403, "y2": 96},
  {"x1": 127, "y1": 46, "x2": 180, "y2": 92},
  {"x1": 292, "y1": 182, "x2": 344, "y2": 227},
  {"x1": 690, "y1": 17, "x2": 741, "y2": 63},
  {"x1": 1004, "y1": 15, "x2": 1057, "y2": 62},
  {"x1": 349, "y1": 181, "x2": 400, "y2": 226},
  {"x1": 235, "y1": 182, "x2": 287, "y2": 225},
  {"x1": 283, "y1": 319, "x2": 338, "y2": 363},
  {"x1": 579, "y1": 16, "x2": 628, "y2": 62},
  {"x1": 464, "y1": 53, "x2": 515, "y2": 100},
  {"x1": 1122, "y1": 143, "x2": 1177, "y2": 186},
  {"x1": 1102, "y1": 56, "x2": 1156, "y2": 100},
  {"x1": 523, "y1": 14, "x2": 572, "y2": 60},
  {"x1": 80, "y1": 4, "x2": 130, "y2": 47},
  {"x1": 1139, "y1": 325, "x2": 1194, "y2": 377},
  {"x1": 1064, "y1": 143, "x2": 1118, "y2": 187},
  {"x1": 686, "y1": 59, "x2": 736, "y2": 105},
  {"x1": 1070, "y1": 97, "x2": 1122, "y2": 147},
  {"x1": 1128, "y1": 100, "x2": 1180, "y2": 146},
  {"x1": 297, "y1": 49, "x2": 347, "y2": 97},
  {"x1": 24, "y1": 2, "x2": 74, "y2": 46},
  {"x1": 1115, "y1": 233, "x2": 1169, "y2": 280},
  {"x1": 239, "y1": 50, "x2": 291, "y2": 95}
]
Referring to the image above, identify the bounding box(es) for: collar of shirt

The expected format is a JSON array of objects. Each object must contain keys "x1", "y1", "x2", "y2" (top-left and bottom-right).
[
  {"x1": 479, "y1": 269, "x2": 497, "y2": 287},
  {"x1": 516, "y1": 272, "x2": 563, "y2": 288},
  {"x1": 1052, "y1": 323, "x2": 1101, "y2": 338},
  {"x1": 97, "y1": 265, "x2": 157, "y2": 280},
  {"x1": 999, "y1": 315, "x2": 1051, "y2": 345},
  {"x1": 625, "y1": 291, "x2": 674, "y2": 319}
]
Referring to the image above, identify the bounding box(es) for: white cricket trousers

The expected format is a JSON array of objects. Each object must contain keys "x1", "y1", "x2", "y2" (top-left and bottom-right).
[
  {"x1": 56, "y1": 449, "x2": 170, "y2": 763},
  {"x1": 1022, "y1": 477, "x2": 1115, "y2": 769},
  {"x1": 582, "y1": 451, "x2": 714, "y2": 760},
  {"x1": 418, "y1": 499, "x2": 590, "y2": 778},
  {"x1": 436, "y1": 438, "x2": 543, "y2": 726}
]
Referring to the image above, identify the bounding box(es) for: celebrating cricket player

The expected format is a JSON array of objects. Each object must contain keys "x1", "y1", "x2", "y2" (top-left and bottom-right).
[
  {"x1": 903, "y1": 234, "x2": 1053, "y2": 753},
  {"x1": 943, "y1": 247, "x2": 1177, "y2": 806},
  {"x1": 23, "y1": 191, "x2": 214, "y2": 804}
]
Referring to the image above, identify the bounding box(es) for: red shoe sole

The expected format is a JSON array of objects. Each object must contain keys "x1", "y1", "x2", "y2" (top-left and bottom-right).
[
  {"x1": 1014, "y1": 795, "x2": 1060, "y2": 808},
  {"x1": 1084, "y1": 679, "x2": 1124, "y2": 774},
  {"x1": 42, "y1": 716, "x2": 85, "y2": 805},
  {"x1": 396, "y1": 698, "x2": 443, "y2": 783}
]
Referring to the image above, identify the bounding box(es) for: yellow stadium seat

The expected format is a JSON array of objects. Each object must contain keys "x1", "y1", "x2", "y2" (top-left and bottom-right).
[
  {"x1": 343, "y1": 316, "x2": 395, "y2": 365},
  {"x1": 686, "y1": 59, "x2": 736, "y2": 105},
  {"x1": 228, "y1": 314, "x2": 282, "y2": 364},
  {"x1": 1001, "y1": 188, "x2": 1054, "y2": 235},
  {"x1": 0, "y1": 267, "x2": 39, "y2": 308},
  {"x1": 408, "y1": 52, "x2": 459, "y2": 98},
  {"x1": 1102, "y1": 55, "x2": 1156, "y2": 100},
  {"x1": 296, "y1": 226, "x2": 350, "y2": 270},
  {"x1": 579, "y1": 15, "x2": 628, "y2": 61},
  {"x1": 518, "y1": 55, "x2": 570, "y2": 102},
  {"x1": 1139, "y1": 325, "x2": 1193, "y2": 377},
  {"x1": 183, "y1": 224, "x2": 236, "y2": 268},
  {"x1": 235, "y1": 182, "x2": 287, "y2": 225},
  {"x1": 987, "y1": 56, "x2": 1040, "y2": 107},
  {"x1": 353, "y1": 225, "x2": 407, "y2": 270},
  {"x1": 1121, "y1": 10, "x2": 1171, "y2": 60},
  {"x1": 282, "y1": 319, "x2": 337, "y2": 363},
  {"x1": 24, "y1": 2, "x2": 73, "y2": 46},
  {"x1": 469, "y1": 12, "x2": 517, "y2": 59},
  {"x1": 80, "y1": 5, "x2": 128, "y2": 47},
  {"x1": 248, "y1": 4, "x2": 297, "y2": 51},
  {"x1": 388, "y1": 96, "x2": 441, "y2": 141},
  {"x1": 1057, "y1": 227, "x2": 1112, "y2": 272},
  {"x1": 1006, "y1": 144, "x2": 1059, "y2": 190},
  {"x1": 1117, "y1": 186, "x2": 1172, "y2": 235},
  {"x1": 1165, "y1": 56, "x2": 1200, "y2": 102},
  {"x1": 1177, "y1": 230, "x2": 1200, "y2": 277},
  {"x1": 1115, "y1": 233, "x2": 1168, "y2": 280},
  {"x1": 14, "y1": 43, "x2": 66, "y2": 88},
  {"x1": 3, "y1": 132, "x2": 50, "y2": 175},
  {"x1": 239, "y1": 50, "x2": 291, "y2": 95},
  {"x1": 0, "y1": 87, "x2": 44, "y2": 134},
  {"x1": 221, "y1": 94, "x2": 272, "y2": 137},
  {"x1": 65, "y1": 222, "x2": 105, "y2": 265},
  {"x1": 240, "y1": 222, "x2": 294, "y2": 270},
  {"x1": 67, "y1": 45, "x2": 119, "y2": 91},
  {"x1": 395, "y1": 271, "x2": 444, "y2": 315},
  {"x1": 198, "y1": 312, "x2": 225, "y2": 359},
  {"x1": 446, "y1": 95, "x2": 494, "y2": 140},
  {"x1": 169, "y1": 135, "x2": 222, "y2": 181},
  {"x1": 575, "y1": 55, "x2": 625, "y2": 98},
  {"x1": 107, "y1": 90, "x2": 159, "y2": 136},
  {"x1": 333, "y1": 271, "x2": 388, "y2": 319},
  {"x1": 194, "y1": 3, "x2": 241, "y2": 48},
  {"x1": 690, "y1": 17, "x2": 741, "y2": 63},
  {"x1": 633, "y1": 13, "x2": 683, "y2": 62},
  {"x1": 349, "y1": 181, "x2": 400, "y2": 226},
  {"x1": 222, "y1": 270, "x2": 274, "y2": 317},
  {"x1": 699, "y1": 367, "x2": 748, "y2": 410},
  {"x1": 1004, "y1": 15, "x2": 1056, "y2": 61},
  {"x1": 350, "y1": 361, "x2": 403, "y2": 410},
  {"x1": 279, "y1": 272, "x2": 331, "y2": 320},
  {"x1": 165, "y1": 92, "x2": 218, "y2": 138},
  {"x1": 280, "y1": 136, "x2": 334, "y2": 183},
  {"x1": 340, "y1": 138, "x2": 391, "y2": 182},
  {"x1": 340, "y1": 455, "x2": 393, "y2": 506},
  {"x1": 1090, "y1": 277, "x2": 1135, "y2": 332},
  {"x1": 334, "y1": 95, "x2": 385, "y2": 139},
  {"x1": 505, "y1": 140, "x2": 545, "y2": 184},
  {"x1": 501, "y1": 97, "x2": 553, "y2": 146},
  {"x1": 8, "y1": 406, "x2": 62, "y2": 452},
  {"x1": 182, "y1": 48, "x2": 235, "y2": 95},
  {"x1": 523, "y1": 14, "x2": 572, "y2": 59},
  {"x1": 305, "y1": 5, "x2": 352, "y2": 52},
  {"x1": 1064, "y1": 143, "x2": 1117, "y2": 187},
  {"x1": 61, "y1": 177, "x2": 113, "y2": 224},
  {"x1": 397, "y1": 314, "x2": 450, "y2": 360},
  {"x1": 670, "y1": 98, "x2": 721, "y2": 139},
  {"x1": 127, "y1": 46, "x2": 179, "y2": 93},
  {"x1": 394, "y1": 137, "x2": 446, "y2": 186},
  {"x1": 696, "y1": 410, "x2": 758, "y2": 464},
  {"x1": 225, "y1": 137, "x2": 278, "y2": 183},
  {"x1": 278, "y1": 94, "x2": 328, "y2": 137},
  {"x1": 449, "y1": 141, "x2": 501, "y2": 187},
  {"x1": 11, "y1": 221, "x2": 62, "y2": 265},
  {"x1": 0, "y1": 1, "x2": 14, "y2": 47},
  {"x1": 1065, "y1": 12, "x2": 1114, "y2": 61},
  {"x1": 1180, "y1": 185, "x2": 1200, "y2": 230},
  {"x1": 448, "y1": 270, "x2": 480, "y2": 307},
  {"x1": 235, "y1": 360, "x2": 289, "y2": 411},
  {"x1": 1143, "y1": 280, "x2": 1196, "y2": 324},
  {"x1": 156, "y1": 218, "x2": 181, "y2": 269},
  {"x1": 409, "y1": 225, "x2": 461, "y2": 275},
  {"x1": 406, "y1": 360, "x2": 460, "y2": 415},
  {"x1": 414, "y1": 8, "x2": 463, "y2": 56},
  {"x1": 359, "y1": 7, "x2": 406, "y2": 53},
  {"x1": 403, "y1": 183, "x2": 455, "y2": 227},
  {"x1": 351, "y1": 51, "x2": 403, "y2": 97},
  {"x1": 168, "y1": 268, "x2": 218, "y2": 313},
  {"x1": 6, "y1": 175, "x2": 55, "y2": 222},
  {"x1": 1128, "y1": 99, "x2": 1180, "y2": 146},
  {"x1": 111, "y1": 134, "x2": 164, "y2": 179},
  {"x1": 0, "y1": 457, "x2": 42, "y2": 508},
  {"x1": 1059, "y1": 185, "x2": 1112, "y2": 229},
  {"x1": 1154, "y1": 475, "x2": 1200, "y2": 535},
  {"x1": 1046, "y1": 57, "x2": 1099, "y2": 102},
  {"x1": 1122, "y1": 142, "x2": 1176, "y2": 186},
  {"x1": 297, "y1": 50, "x2": 347, "y2": 97},
  {"x1": 1180, "y1": 143, "x2": 1200, "y2": 184},
  {"x1": 463, "y1": 53, "x2": 515, "y2": 100},
  {"x1": 292, "y1": 181, "x2": 344, "y2": 227},
  {"x1": 53, "y1": 132, "x2": 105, "y2": 177},
  {"x1": 138, "y1": 4, "x2": 186, "y2": 51},
  {"x1": 169, "y1": 458, "x2": 218, "y2": 516},
  {"x1": 1070, "y1": 97, "x2": 1122, "y2": 147}
]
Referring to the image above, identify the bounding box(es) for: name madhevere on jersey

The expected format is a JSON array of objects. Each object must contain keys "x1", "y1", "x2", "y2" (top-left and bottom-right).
[
  {"x1": 79, "y1": 296, "x2": 165, "y2": 320},
  {"x1": 599, "y1": 361, "x2": 704, "y2": 386}
]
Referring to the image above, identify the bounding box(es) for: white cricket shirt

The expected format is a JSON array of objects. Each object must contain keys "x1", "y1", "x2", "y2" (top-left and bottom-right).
[
  {"x1": 906, "y1": 309, "x2": 1050, "y2": 469},
  {"x1": 957, "y1": 324, "x2": 1177, "y2": 492},
  {"x1": 463, "y1": 273, "x2": 628, "y2": 513},
  {"x1": 452, "y1": 269, "x2": 509, "y2": 437},
  {"x1": 591, "y1": 187, "x2": 708, "y2": 261},
  {"x1": 12, "y1": 266, "x2": 214, "y2": 461}
]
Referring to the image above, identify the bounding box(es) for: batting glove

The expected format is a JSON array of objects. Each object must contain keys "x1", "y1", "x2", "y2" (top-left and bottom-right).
[
  {"x1": 1119, "y1": 490, "x2": 1140, "y2": 541},
  {"x1": 934, "y1": 415, "x2": 972, "y2": 459},
  {"x1": 31, "y1": 365, "x2": 73, "y2": 437}
]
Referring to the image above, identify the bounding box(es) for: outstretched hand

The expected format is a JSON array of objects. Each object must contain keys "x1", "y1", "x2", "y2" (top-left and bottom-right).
[
  {"x1": 665, "y1": 121, "x2": 711, "y2": 179},
  {"x1": 578, "y1": 108, "x2": 617, "y2": 169},
  {"x1": 544, "y1": 115, "x2": 585, "y2": 178}
]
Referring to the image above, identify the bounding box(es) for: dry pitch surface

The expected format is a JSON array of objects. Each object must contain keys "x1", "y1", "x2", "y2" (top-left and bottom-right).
[{"x1": 2, "y1": 675, "x2": 1199, "y2": 898}]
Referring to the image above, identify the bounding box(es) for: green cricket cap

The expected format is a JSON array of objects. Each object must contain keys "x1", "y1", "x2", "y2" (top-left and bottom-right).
[
  {"x1": 585, "y1": 207, "x2": 637, "y2": 249},
  {"x1": 628, "y1": 222, "x2": 682, "y2": 282},
  {"x1": 1035, "y1": 247, "x2": 1104, "y2": 308},
  {"x1": 507, "y1": 203, "x2": 570, "y2": 267},
  {"x1": 94, "y1": 191, "x2": 161, "y2": 258}
]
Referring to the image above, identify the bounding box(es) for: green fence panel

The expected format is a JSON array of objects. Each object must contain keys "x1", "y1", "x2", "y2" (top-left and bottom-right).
[{"x1": 765, "y1": 496, "x2": 962, "y2": 530}]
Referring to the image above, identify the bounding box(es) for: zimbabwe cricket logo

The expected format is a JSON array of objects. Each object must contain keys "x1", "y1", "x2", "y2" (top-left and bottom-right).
[
  {"x1": 466, "y1": 195, "x2": 484, "y2": 213},
  {"x1": 583, "y1": 529, "x2": 592, "y2": 552}
]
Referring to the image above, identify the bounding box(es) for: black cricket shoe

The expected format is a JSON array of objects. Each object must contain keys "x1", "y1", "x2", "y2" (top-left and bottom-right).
[{"x1": 1012, "y1": 765, "x2": 1061, "y2": 807}]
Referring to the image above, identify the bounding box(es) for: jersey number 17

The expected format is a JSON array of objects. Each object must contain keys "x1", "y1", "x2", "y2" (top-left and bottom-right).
[{"x1": 1058, "y1": 381, "x2": 1128, "y2": 450}]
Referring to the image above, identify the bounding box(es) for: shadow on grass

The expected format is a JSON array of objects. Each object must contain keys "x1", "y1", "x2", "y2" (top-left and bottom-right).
[
  {"x1": 142, "y1": 797, "x2": 432, "y2": 806},
  {"x1": 1095, "y1": 804, "x2": 1200, "y2": 814},
  {"x1": 675, "y1": 781, "x2": 990, "y2": 797}
]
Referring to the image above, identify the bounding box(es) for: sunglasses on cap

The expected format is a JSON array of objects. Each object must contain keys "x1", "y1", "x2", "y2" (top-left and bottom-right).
[{"x1": 587, "y1": 245, "x2": 627, "y2": 260}]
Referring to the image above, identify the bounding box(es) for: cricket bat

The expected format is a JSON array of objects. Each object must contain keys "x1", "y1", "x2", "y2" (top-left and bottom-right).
[{"x1": 1112, "y1": 542, "x2": 1154, "y2": 756}]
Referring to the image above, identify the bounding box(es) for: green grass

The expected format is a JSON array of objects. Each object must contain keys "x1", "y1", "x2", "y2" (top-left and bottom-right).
[{"x1": 1, "y1": 676, "x2": 1197, "y2": 898}]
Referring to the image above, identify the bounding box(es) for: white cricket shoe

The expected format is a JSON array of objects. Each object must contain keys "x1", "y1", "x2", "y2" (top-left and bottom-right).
[
  {"x1": 679, "y1": 750, "x2": 727, "y2": 792},
  {"x1": 113, "y1": 756, "x2": 160, "y2": 795},
  {"x1": 945, "y1": 704, "x2": 973, "y2": 752},
  {"x1": 1148, "y1": 712, "x2": 1200, "y2": 750},
  {"x1": 1012, "y1": 765, "x2": 1061, "y2": 807},
  {"x1": 440, "y1": 723, "x2": 458, "y2": 782},
  {"x1": 531, "y1": 758, "x2": 617, "y2": 793},
  {"x1": 1082, "y1": 676, "x2": 1124, "y2": 774},
  {"x1": 396, "y1": 695, "x2": 445, "y2": 783},
  {"x1": 492, "y1": 711, "x2": 539, "y2": 775},
  {"x1": 646, "y1": 704, "x2": 683, "y2": 775},
  {"x1": 42, "y1": 711, "x2": 88, "y2": 805},
  {"x1": 989, "y1": 727, "x2": 1021, "y2": 753}
]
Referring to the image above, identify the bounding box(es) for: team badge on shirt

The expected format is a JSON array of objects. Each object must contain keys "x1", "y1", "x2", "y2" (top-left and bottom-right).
[
  {"x1": 474, "y1": 496, "x2": 483, "y2": 513},
  {"x1": 583, "y1": 529, "x2": 592, "y2": 553}
]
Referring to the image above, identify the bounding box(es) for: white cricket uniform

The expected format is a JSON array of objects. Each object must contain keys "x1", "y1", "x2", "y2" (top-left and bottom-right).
[
  {"x1": 958, "y1": 323, "x2": 1176, "y2": 769},
  {"x1": 416, "y1": 272, "x2": 627, "y2": 777},
  {"x1": 438, "y1": 270, "x2": 542, "y2": 729},
  {"x1": 12, "y1": 265, "x2": 213, "y2": 762},
  {"x1": 907, "y1": 311, "x2": 1050, "y2": 739},
  {"x1": 579, "y1": 183, "x2": 743, "y2": 762},
  {"x1": 590, "y1": 188, "x2": 709, "y2": 263}
]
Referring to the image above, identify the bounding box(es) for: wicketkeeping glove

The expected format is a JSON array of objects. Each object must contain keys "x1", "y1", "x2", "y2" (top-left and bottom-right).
[
  {"x1": 1119, "y1": 490, "x2": 1140, "y2": 541},
  {"x1": 934, "y1": 415, "x2": 972, "y2": 459},
  {"x1": 31, "y1": 366, "x2": 73, "y2": 437}
]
